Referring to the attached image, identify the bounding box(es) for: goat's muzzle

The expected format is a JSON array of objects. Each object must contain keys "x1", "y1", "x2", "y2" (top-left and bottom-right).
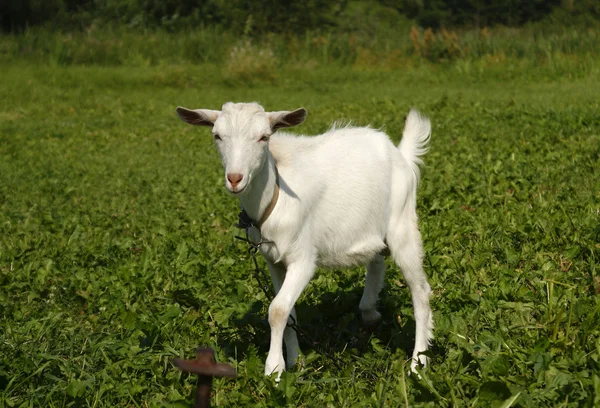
[{"x1": 227, "y1": 173, "x2": 244, "y2": 190}]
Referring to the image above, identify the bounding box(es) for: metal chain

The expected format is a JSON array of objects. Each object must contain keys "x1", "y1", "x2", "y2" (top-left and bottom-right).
[
  {"x1": 233, "y1": 231, "x2": 274, "y2": 301},
  {"x1": 235, "y1": 213, "x2": 342, "y2": 370}
]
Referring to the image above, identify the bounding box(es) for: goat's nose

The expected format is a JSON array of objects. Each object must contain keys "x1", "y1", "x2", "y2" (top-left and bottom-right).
[{"x1": 227, "y1": 173, "x2": 243, "y2": 187}]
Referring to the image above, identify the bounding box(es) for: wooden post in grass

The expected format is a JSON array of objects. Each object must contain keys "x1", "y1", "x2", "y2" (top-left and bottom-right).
[{"x1": 173, "y1": 348, "x2": 237, "y2": 408}]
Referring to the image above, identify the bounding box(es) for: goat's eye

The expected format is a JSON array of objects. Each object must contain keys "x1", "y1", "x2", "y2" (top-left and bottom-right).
[
  {"x1": 213, "y1": 134, "x2": 222, "y2": 141},
  {"x1": 259, "y1": 135, "x2": 270, "y2": 142}
]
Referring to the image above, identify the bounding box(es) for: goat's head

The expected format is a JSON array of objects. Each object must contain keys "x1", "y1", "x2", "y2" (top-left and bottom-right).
[{"x1": 177, "y1": 102, "x2": 306, "y2": 195}]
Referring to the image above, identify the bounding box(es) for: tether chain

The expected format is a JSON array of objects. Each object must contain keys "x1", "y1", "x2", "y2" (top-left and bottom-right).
[{"x1": 235, "y1": 210, "x2": 342, "y2": 370}]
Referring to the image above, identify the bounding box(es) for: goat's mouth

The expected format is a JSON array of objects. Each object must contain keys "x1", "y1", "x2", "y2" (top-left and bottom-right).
[{"x1": 228, "y1": 184, "x2": 248, "y2": 196}]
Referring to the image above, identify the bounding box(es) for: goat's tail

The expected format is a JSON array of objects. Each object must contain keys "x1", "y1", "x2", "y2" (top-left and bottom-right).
[{"x1": 398, "y1": 109, "x2": 431, "y2": 183}]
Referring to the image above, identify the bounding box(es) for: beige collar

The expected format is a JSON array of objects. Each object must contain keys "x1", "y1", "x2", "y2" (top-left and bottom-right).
[{"x1": 256, "y1": 167, "x2": 280, "y2": 228}]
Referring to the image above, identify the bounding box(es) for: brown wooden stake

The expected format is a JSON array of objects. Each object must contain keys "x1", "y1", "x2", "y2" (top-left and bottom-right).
[{"x1": 173, "y1": 348, "x2": 237, "y2": 408}]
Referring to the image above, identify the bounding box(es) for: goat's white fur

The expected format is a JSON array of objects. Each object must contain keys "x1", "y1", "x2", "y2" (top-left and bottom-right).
[{"x1": 176, "y1": 102, "x2": 433, "y2": 378}]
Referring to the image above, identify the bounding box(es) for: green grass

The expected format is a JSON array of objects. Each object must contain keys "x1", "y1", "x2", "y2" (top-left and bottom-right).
[{"x1": 0, "y1": 57, "x2": 599, "y2": 407}]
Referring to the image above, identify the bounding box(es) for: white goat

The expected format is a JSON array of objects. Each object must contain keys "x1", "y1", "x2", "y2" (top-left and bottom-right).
[{"x1": 176, "y1": 102, "x2": 433, "y2": 378}]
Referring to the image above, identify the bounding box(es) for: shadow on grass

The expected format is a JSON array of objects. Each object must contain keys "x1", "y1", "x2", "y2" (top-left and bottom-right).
[{"x1": 217, "y1": 286, "x2": 421, "y2": 370}]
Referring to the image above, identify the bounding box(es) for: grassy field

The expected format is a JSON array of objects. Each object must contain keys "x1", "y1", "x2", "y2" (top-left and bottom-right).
[{"x1": 0, "y1": 50, "x2": 599, "y2": 407}]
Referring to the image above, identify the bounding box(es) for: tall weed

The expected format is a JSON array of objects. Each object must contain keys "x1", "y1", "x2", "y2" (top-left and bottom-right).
[{"x1": 222, "y1": 38, "x2": 278, "y2": 85}]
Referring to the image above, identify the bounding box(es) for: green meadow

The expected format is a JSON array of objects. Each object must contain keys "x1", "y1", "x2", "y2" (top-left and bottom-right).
[{"x1": 1, "y1": 29, "x2": 599, "y2": 406}]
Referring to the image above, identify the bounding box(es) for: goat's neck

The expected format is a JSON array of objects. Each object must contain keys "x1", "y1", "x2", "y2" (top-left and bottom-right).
[{"x1": 240, "y1": 150, "x2": 277, "y2": 224}]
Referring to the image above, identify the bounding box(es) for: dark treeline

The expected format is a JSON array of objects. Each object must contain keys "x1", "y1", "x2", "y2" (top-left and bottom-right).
[{"x1": 1, "y1": 0, "x2": 598, "y2": 33}]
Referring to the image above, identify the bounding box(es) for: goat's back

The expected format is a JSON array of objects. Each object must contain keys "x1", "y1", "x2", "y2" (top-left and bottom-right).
[{"x1": 268, "y1": 127, "x2": 413, "y2": 267}]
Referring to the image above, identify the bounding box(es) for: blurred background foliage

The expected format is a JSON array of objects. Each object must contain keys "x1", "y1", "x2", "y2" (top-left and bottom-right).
[
  {"x1": 2, "y1": 0, "x2": 599, "y2": 34},
  {"x1": 1, "y1": 0, "x2": 599, "y2": 71}
]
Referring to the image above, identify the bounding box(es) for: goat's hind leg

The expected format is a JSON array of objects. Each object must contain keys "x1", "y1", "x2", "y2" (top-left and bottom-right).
[
  {"x1": 359, "y1": 254, "x2": 385, "y2": 326},
  {"x1": 387, "y1": 222, "x2": 433, "y2": 373}
]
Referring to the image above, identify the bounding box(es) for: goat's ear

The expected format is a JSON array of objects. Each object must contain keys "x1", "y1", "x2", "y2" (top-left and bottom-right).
[
  {"x1": 268, "y1": 108, "x2": 307, "y2": 131},
  {"x1": 176, "y1": 107, "x2": 220, "y2": 126}
]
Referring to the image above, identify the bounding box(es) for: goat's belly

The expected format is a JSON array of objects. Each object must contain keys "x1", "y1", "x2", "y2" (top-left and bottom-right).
[
  {"x1": 251, "y1": 222, "x2": 387, "y2": 268},
  {"x1": 317, "y1": 236, "x2": 387, "y2": 268}
]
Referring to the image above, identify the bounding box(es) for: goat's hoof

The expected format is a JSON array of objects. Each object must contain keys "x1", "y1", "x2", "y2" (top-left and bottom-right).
[
  {"x1": 265, "y1": 355, "x2": 285, "y2": 381},
  {"x1": 286, "y1": 353, "x2": 301, "y2": 369},
  {"x1": 293, "y1": 354, "x2": 306, "y2": 370},
  {"x1": 409, "y1": 363, "x2": 420, "y2": 378},
  {"x1": 361, "y1": 310, "x2": 382, "y2": 329},
  {"x1": 409, "y1": 356, "x2": 428, "y2": 378}
]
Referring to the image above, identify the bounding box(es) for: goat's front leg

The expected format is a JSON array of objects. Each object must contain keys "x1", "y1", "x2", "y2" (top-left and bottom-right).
[
  {"x1": 265, "y1": 257, "x2": 316, "y2": 379},
  {"x1": 266, "y1": 261, "x2": 301, "y2": 368}
]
